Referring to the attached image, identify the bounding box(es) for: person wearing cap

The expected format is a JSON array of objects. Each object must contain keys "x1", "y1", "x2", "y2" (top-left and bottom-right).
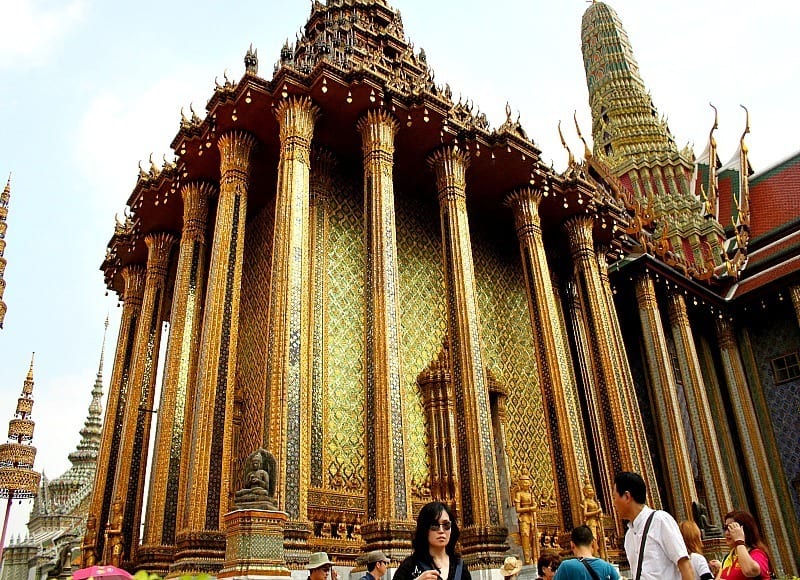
[
  {"x1": 361, "y1": 550, "x2": 391, "y2": 580},
  {"x1": 499, "y1": 556, "x2": 522, "y2": 580},
  {"x1": 307, "y1": 552, "x2": 339, "y2": 580}
]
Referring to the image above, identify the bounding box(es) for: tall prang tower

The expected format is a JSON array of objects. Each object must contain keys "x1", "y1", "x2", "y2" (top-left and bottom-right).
[{"x1": 581, "y1": 2, "x2": 726, "y2": 272}]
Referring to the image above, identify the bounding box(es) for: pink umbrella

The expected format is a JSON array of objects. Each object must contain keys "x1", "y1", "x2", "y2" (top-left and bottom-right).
[{"x1": 72, "y1": 566, "x2": 133, "y2": 580}]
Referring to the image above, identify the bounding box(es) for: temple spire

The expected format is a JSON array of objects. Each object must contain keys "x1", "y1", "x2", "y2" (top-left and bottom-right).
[
  {"x1": 0, "y1": 355, "x2": 42, "y2": 560},
  {"x1": 56, "y1": 318, "x2": 107, "y2": 492},
  {"x1": 581, "y1": 2, "x2": 677, "y2": 170},
  {"x1": 0, "y1": 174, "x2": 11, "y2": 329}
]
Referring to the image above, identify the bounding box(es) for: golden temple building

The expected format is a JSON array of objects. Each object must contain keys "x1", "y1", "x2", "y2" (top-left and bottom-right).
[{"x1": 87, "y1": 0, "x2": 800, "y2": 576}]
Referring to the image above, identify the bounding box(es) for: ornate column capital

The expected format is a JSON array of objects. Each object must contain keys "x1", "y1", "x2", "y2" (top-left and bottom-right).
[
  {"x1": 357, "y1": 110, "x2": 398, "y2": 158},
  {"x1": 563, "y1": 215, "x2": 595, "y2": 259},
  {"x1": 666, "y1": 290, "x2": 690, "y2": 327},
  {"x1": 275, "y1": 96, "x2": 319, "y2": 146},
  {"x1": 715, "y1": 316, "x2": 736, "y2": 349},
  {"x1": 180, "y1": 182, "x2": 215, "y2": 242},
  {"x1": 121, "y1": 265, "x2": 146, "y2": 306},
  {"x1": 504, "y1": 187, "x2": 545, "y2": 238},
  {"x1": 218, "y1": 131, "x2": 258, "y2": 181},
  {"x1": 634, "y1": 272, "x2": 657, "y2": 308},
  {"x1": 426, "y1": 145, "x2": 470, "y2": 203},
  {"x1": 144, "y1": 233, "x2": 176, "y2": 279}
]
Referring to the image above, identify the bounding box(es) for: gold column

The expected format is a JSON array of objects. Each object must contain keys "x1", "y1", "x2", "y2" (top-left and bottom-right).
[
  {"x1": 175, "y1": 131, "x2": 256, "y2": 573},
  {"x1": 427, "y1": 145, "x2": 505, "y2": 559},
  {"x1": 109, "y1": 233, "x2": 175, "y2": 563},
  {"x1": 357, "y1": 110, "x2": 413, "y2": 547},
  {"x1": 88, "y1": 265, "x2": 145, "y2": 561},
  {"x1": 714, "y1": 318, "x2": 791, "y2": 574},
  {"x1": 264, "y1": 96, "x2": 318, "y2": 528},
  {"x1": 564, "y1": 216, "x2": 650, "y2": 508},
  {"x1": 505, "y1": 187, "x2": 587, "y2": 529},
  {"x1": 633, "y1": 273, "x2": 695, "y2": 521},
  {"x1": 140, "y1": 182, "x2": 214, "y2": 571},
  {"x1": 596, "y1": 249, "x2": 658, "y2": 506},
  {"x1": 666, "y1": 291, "x2": 731, "y2": 525}
]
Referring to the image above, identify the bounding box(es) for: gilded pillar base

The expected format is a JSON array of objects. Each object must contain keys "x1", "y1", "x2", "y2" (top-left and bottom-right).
[
  {"x1": 217, "y1": 510, "x2": 291, "y2": 580},
  {"x1": 169, "y1": 530, "x2": 226, "y2": 577},
  {"x1": 283, "y1": 519, "x2": 313, "y2": 567},
  {"x1": 136, "y1": 544, "x2": 175, "y2": 575},
  {"x1": 360, "y1": 520, "x2": 415, "y2": 560},
  {"x1": 458, "y1": 525, "x2": 509, "y2": 570}
]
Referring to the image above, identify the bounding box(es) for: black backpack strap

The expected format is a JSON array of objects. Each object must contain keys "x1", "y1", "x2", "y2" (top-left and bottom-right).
[
  {"x1": 579, "y1": 558, "x2": 602, "y2": 580},
  {"x1": 635, "y1": 511, "x2": 657, "y2": 580}
]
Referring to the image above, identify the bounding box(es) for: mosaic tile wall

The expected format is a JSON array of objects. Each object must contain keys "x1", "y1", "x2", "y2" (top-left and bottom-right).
[
  {"x1": 394, "y1": 191, "x2": 447, "y2": 486},
  {"x1": 471, "y1": 225, "x2": 551, "y2": 492},
  {"x1": 325, "y1": 170, "x2": 367, "y2": 489},
  {"x1": 738, "y1": 302, "x2": 800, "y2": 522},
  {"x1": 236, "y1": 197, "x2": 275, "y2": 483}
]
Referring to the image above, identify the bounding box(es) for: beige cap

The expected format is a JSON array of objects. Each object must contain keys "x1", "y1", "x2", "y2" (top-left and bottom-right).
[
  {"x1": 365, "y1": 550, "x2": 390, "y2": 564},
  {"x1": 306, "y1": 552, "x2": 333, "y2": 569}
]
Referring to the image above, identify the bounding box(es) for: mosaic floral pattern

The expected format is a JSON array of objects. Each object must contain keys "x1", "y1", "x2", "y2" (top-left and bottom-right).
[
  {"x1": 325, "y1": 171, "x2": 367, "y2": 490},
  {"x1": 395, "y1": 192, "x2": 447, "y2": 486},
  {"x1": 236, "y1": 200, "x2": 275, "y2": 479},
  {"x1": 471, "y1": 227, "x2": 550, "y2": 486},
  {"x1": 739, "y1": 302, "x2": 800, "y2": 522}
]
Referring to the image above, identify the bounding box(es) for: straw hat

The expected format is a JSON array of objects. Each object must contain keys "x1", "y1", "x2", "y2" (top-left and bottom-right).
[
  {"x1": 306, "y1": 552, "x2": 333, "y2": 569},
  {"x1": 499, "y1": 556, "x2": 522, "y2": 577}
]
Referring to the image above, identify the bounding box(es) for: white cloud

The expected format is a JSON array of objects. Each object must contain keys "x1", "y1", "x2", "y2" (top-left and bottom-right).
[{"x1": 0, "y1": 0, "x2": 87, "y2": 69}]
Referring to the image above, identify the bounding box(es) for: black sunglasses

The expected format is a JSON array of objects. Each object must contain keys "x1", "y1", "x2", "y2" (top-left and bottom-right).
[{"x1": 429, "y1": 521, "x2": 452, "y2": 531}]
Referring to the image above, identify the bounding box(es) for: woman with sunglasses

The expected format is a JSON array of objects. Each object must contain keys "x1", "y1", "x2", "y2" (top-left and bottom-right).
[
  {"x1": 717, "y1": 510, "x2": 772, "y2": 580},
  {"x1": 395, "y1": 501, "x2": 471, "y2": 580}
]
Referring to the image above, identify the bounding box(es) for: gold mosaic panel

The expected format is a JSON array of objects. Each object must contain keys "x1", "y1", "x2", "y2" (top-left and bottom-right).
[
  {"x1": 472, "y1": 231, "x2": 551, "y2": 488},
  {"x1": 325, "y1": 171, "x2": 367, "y2": 489},
  {"x1": 235, "y1": 198, "x2": 276, "y2": 480},
  {"x1": 395, "y1": 192, "x2": 448, "y2": 486}
]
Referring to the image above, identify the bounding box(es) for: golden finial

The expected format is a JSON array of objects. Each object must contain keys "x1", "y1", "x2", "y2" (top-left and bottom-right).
[
  {"x1": 739, "y1": 104, "x2": 750, "y2": 155},
  {"x1": 703, "y1": 103, "x2": 719, "y2": 219},
  {"x1": 27, "y1": 352, "x2": 35, "y2": 380},
  {"x1": 573, "y1": 111, "x2": 592, "y2": 160},
  {"x1": 558, "y1": 120, "x2": 575, "y2": 167},
  {"x1": 736, "y1": 105, "x2": 751, "y2": 232}
]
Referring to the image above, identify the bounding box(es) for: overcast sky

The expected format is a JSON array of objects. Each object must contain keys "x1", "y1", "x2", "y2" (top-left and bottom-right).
[{"x1": 0, "y1": 0, "x2": 797, "y2": 540}]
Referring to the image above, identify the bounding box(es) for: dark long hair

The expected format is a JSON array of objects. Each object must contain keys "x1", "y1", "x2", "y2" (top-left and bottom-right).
[
  {"x1": 411, "y1": 502, "x2": 461, "y2": 561},
  {"x1": 724, "y1": 510, "x2": 772, "y2": 572}
]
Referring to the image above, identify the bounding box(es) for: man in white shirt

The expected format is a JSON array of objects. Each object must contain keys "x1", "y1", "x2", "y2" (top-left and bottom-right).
[{"x1": 612, "y1": 472, "x2": 693, "y2": 580}]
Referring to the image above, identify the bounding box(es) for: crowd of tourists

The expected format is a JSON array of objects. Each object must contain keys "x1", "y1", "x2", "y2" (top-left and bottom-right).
[{"x1": 303, "y1": 471, "x2": 774, "y2": 580}]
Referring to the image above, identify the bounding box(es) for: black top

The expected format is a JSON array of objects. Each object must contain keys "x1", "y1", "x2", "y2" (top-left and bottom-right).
[{"x1": 393, "y1": 554, "x2": 471, "y2": 580}]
